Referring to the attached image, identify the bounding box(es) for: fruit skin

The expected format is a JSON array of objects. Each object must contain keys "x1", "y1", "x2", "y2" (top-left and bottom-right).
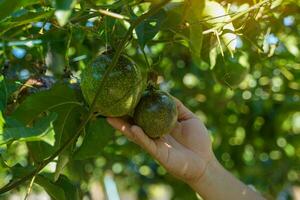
[
  {"x1": 212, "y1": 52, "x2": 249, "y2": 88},
  {"x1": 133, "y1": 89, "x2": 178, "y2": 138},
  {"x1": 80, "y1": 52, "x2": 144, "y2": 117}
]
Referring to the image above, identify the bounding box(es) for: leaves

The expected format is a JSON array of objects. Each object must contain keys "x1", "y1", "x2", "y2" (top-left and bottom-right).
[
  {"x1": 0, "y1": 113, "x2": 57, "y2": 145},
  {"x1": 0, "y1": 76, "x2": 7, "y2": 111},
  {"x1": 0, "y1": 76, "x2": 17, "y2": 112},
  {"x1": 53, "y1": 0, "x2": 77, "y2": 26},
  {"x1": 9, "y1": 164, "x2": 79, "y2": 200},
  {"x1": 11, "y1": 84, "x2": 84, "y2": 173},
  {"x1": 162, "y1": 2, "x2": 185, "y2": 31},
  {"x1": 27, "y1": 141, "x2": 55, "y2": 163},
  {"x1": 0, "y1": 0, "x2": 40, "y2": 21},
  {"x1": 202, "y1": 1, "x2": 237, "y2": 54},
  {"x1": 135, "y1": 9, "x2": 166, "y2": 48},
  {"x1": 189, "y1": 24, "x2": 203, "y2": 58},
  {"x1": 185, "y1": 0, "x2": 204, "y2": 57},
  {"x1": 161, "y1": 2, "x2": 204, "y2": 57},
  {"x1": 35, "y1": 175, "x2": 66, "y2": 200},
  {"x1": 35, "y1": 174, "x2": 80, "y2": 200},
  {"x1": 185, "y1": 0, "x2": 205, "y2": 20},
  {"x1": 0, "y1": 10, "x2": 53, "y2": 35},
  {"x1": 0, "y1": 0, "x2": 298, "y2": 197},
  {"x1": 12, "y1": 84, "x2": 82, "y2": 124},
  {"x1": 74, "y1": 118, "x2": 114, "y2": 160},
  {"x1": 11, "y1": 164, "x2": 35, "y2": 179},
  {"x1": 53, "y1": 104, "x2": 84, "y2": 180},
  {"x1": 55, "y1": 175, "x2": 80, "y2": 200},
  {"x1": 0, "y1": 0, "x2": 22, "y2": 21}
]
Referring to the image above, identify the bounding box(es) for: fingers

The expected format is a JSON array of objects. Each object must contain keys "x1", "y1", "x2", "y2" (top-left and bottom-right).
[
  {"x1": 107, "y1": 117, "x2": 157, "y2": 155},
  {"x1": 172, "y1": 97, "x2": 195, "y2": 121},
  {"x1": 107, "y1": 117, "x2": 135, "y2": 140},
  {"x1": 170, "y1": 121, "x2": 184, "y2": 142},
  {"x1": 130, "y1": 125, "x2": 157, "y2": 156}
]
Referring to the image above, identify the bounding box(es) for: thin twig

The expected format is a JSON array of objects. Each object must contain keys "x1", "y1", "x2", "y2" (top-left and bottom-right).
[
  {"x1": 23, "y1": 175, "x2": 36, "y2": 200},
  {"x1": 141, "y1": 47, "x2": 151, "y2": 70},
  {"x1": 72, "y1": 8, "x2": 130, "y2": 22},
  {"x1": 98, "y1": 9, "x2": 130, "y2": 21}
]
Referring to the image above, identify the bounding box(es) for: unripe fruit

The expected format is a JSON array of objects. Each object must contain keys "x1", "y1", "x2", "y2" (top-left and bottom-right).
[
  {"x1": 133, "y1": 88, "x2": 178, "y2": 138},
  {"x1": 213, "y1": 52, "x2": 249, "y2": 88},
  {"x1": 81, "y1": 52, "x2": 144, "y2": 117}
]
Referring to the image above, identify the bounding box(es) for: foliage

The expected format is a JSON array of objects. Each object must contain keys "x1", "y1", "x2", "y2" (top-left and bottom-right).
[{"x1": 0, "y1": 0, "x2": 299, "y2": 199}]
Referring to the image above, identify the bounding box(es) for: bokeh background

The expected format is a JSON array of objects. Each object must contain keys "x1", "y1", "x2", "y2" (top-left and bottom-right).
[{"x1": 0, "y1": 0, "x2": 300, "y2": 199}]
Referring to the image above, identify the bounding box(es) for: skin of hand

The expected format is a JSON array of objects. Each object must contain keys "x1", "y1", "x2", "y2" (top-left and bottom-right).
[
  {"x1": 107, "y1": 98, "x2": 265, "y2": 200},
  {"x1": 107, "y1": 98, "x2": 214, "y2": 185}
]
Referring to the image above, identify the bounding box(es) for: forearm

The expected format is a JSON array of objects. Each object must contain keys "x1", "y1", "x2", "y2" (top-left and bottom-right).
[{"x1": 188, "y1": 156, "x2": 265, "y2": 200}]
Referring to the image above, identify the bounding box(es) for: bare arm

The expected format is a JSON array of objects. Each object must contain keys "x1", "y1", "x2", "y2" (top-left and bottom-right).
[{"x1": 107, "y1": 98, "x2": 265, "y2": 200}]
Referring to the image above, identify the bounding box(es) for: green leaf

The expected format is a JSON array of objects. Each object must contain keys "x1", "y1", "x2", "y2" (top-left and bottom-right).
[
  {"x1": 53, "y1": 0, "x2": 77, "y2": 26},
  {"x1": 12, "y1": 84, "x2": 84, "y2": 176},
  {"x1": 54, "y1": 153, "x2": 69, "y2": 181},
  {"x1": 10, "y1": 11, "x2": 54, "y2": 24},
  {"x1": 0, "y1": 0, "x2": 40, "y2": 21},
  {"x1": 0, "y1": 77, "x2": 18, "y2": 111},
  {"x1": 35, "y1": 175, "x2": 66, "y2": 200},
  {"x1": 0, "y1": 148, "x2": 9, "y2": 169},
  {"x1": 1, "y1": 113, "x2": 57, "y2": 145},
  {"x1": 12, "y1": 84, "x2": 82, "y2": 124},
  {"x1": 34, "y1": 174, "x2": 79, "y2": 200},
  {"x1": 135, "y1": 9, "x2": 166, "y2": 47},
  {"x1": 161, "y1": 2, "x2": 184, "y2": 30},
  {"x1": 0, "y1": 75, "x2": 7, "y2": 111},
  {"x1": 189, "y1": 24, "x2": 203, "y2": 58},
  {"x1": 53, "y1": 105, "x2": 84, "y2": 180},
  {"x1": 10, "y1": 164, "x2": 35, "y2": 179},
  {"x1": 56, "y1": 175, "x2": 80, "y2": 200},
  {"x1": 27, "y1": 141, "x2": 55, "y2": 163},
  {"x1": 74, "y1": 118, "x2": 114, "y2": 160},
  {"x1": 185, "y1": 0, "x2": 204, "y2": 57},
  {"x1": 186, "y1": 0, "x2": 205, "y2": 20},
  {"x1": 20, "y1": 0, "x2": 40, "y2": 7},
  {"x1": 0, "y1": 0, "x2": 22, "y2": 21},
  {"x1": 0, "y1": 10, "x2": 53, "y2": 35},
  {"x1": 53, "y1": 101, "x2": 82, "y2": 148}
]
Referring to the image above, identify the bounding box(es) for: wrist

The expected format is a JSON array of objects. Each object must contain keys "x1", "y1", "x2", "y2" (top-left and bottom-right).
[
  {"x1": 187, "y1": 154, "x2": 265, "y2": 200},
  {"x1": 187, "y1": 154, "x2": 222, "y2": 192}
]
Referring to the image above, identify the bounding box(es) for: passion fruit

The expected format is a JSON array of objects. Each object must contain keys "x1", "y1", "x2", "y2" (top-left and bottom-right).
[
  {"x1": 133, "y1": 88, "x2": 178, "y2": 138},
  {"x1": 80, "y1": 52, "x2": 144, "y2": 117},
  {"x1": 212, "y1": 52, "x2": 249, "y2": 88}
]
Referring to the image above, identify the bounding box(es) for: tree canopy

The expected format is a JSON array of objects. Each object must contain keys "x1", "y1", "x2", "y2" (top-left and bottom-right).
[{"x1": 0, "y1": 0, "x2": 300, "y2": 199}]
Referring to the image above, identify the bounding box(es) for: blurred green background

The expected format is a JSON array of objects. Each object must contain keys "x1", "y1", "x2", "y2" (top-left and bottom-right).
[{"x1": 0, "y1": 0, "x2": 300, "y2": 199}]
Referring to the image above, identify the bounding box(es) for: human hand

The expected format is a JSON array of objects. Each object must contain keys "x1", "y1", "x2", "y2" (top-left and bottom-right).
[{"x1": 107, "y1": 98, "x2": 214, "y2": 185}]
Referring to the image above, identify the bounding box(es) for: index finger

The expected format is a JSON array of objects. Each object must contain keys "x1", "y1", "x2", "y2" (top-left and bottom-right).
[{"x1": 172, "y1": 97, "x2": 196, "y2": 121}]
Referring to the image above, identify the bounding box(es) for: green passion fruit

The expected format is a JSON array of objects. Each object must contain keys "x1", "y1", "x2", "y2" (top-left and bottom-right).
[
  {"x1": 133, "y1": 88, "x2": 178, "y2": 138},
  {"x1": 212, "y1": 52, "x2": 249, "y2": 88},
  {"x1": 80, "y1": 52, "x2": 144, "y2": 117}
]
